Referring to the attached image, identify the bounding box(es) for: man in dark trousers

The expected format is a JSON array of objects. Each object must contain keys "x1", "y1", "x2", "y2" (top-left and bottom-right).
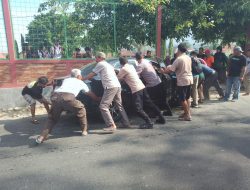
[
  {"x1": 214, "y1": 46, "x2": 228, "y2": 83},
  {"x1": 36, "y1": 69, "x2": 98, "y2": 144},
  {"x1": 201, "y1": 64, "x2": 224, "y2": 100},
  {"x1": 135, "y1": 52, "x2": 173, "y2": 116},
  {"x1": 117, "y1": 57, "x2": 165, "y2": 129}
]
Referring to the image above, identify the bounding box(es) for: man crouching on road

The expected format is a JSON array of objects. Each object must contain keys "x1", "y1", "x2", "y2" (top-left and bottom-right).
[{"x1": 36, "y1": 69, "x2": 98, "y2": 144}]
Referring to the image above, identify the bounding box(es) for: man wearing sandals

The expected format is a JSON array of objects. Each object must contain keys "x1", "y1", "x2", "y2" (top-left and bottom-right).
[
  {"x1": 22, "y1": 76, "x2": 50, "y2": 124},
  {"x1": 161, "y1": 43, "x2": 193, "y2": 121},
  {"x1": 36, "y1": 69, "x2": 98, "y2": 144},
  {"x1": 83, "y1": 52, "x2": 130, "y2": 131}
]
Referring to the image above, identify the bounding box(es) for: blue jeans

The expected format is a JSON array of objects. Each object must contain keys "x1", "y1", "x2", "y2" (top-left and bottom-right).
[{"x1": 224, "y1": 76, "x2": 241, "y2": 100}]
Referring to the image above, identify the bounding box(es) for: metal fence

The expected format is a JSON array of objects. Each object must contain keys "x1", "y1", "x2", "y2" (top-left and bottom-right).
[{"x1": 2, "y1": 0, "x2": 157, "y2": 60}]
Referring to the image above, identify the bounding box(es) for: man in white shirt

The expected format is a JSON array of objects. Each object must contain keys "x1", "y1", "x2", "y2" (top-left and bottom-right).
[
  {"x1": 243, "y1": 49, "x2": 250, "y2": 95},
  {"x1": 117, "y1": 57, "x2": 165, "y2": 129},
  {"x1": 83, "y1": 52, "x2": 130, "y2": 131},
  {"x1": 161, "y1": 43, "x2": 193, "y2": 121},
  {"x1": 36, "y1": 69, "x2": 97, "y2": 144}
]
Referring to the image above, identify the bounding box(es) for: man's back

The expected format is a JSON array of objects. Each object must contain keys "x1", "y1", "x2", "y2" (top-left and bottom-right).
[
  {"x1": 118, "y1": 64, "x2": 145, "y2": 94},
  {"x1": 170, "y1": 54, "x2": 193, "y2": 86},
  {"x1": 136, "y1": 59, "x2": 161, "y2": 87},
  {"x1": 55, "y1": 78, "x2": 89, "y2": 97},
  {"x1": 93, "y1": 61, "x2": 121, "y2": 89}
]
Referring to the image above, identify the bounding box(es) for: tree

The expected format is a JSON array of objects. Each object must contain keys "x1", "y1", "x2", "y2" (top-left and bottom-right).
[{"x1": 14, "y1": 40, "x2": 19, "y2": 59}]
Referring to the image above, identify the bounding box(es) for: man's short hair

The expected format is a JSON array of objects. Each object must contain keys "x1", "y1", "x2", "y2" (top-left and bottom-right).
[
  {"x1": 147, "y1": 50, "x2": 151, "y2": 54},
  {"x1": 96, "y1": 52, "x2": 106, "y2": 59},
  {"x1": 135, "y1": 52, "x2": 142, "y2": 60},
  {"x1": 178, "y1": 43, "x2": 188, "y2": 53},
  {"x1": 85, "y1": 47, "x2": 91, "y2": 51},
  {"x1": 190, "y1": 51, "x2": 198, "y2": 56},
  {"x1": 37, "y1": 76, "x2": 48, "y2": 85},
  {"x1": 71, "y1": 69, "x2": 82, "y2": 78},
  {"x1": 119, "y1": 57, "x2": 128, "y2": 65}
]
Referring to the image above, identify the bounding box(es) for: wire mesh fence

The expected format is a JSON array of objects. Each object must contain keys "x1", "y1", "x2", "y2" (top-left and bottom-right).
[
  {"x1": 0, "y1": 0, "x2": 8, "y2": 59},
  {"x1": 5, "y1": 0, "x2": 157, "y2": 60}
]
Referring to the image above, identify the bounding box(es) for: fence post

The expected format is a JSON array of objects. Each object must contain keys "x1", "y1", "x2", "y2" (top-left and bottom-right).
[
  {"x1": 113, "y1": 4, "x2": 117, "y2": 55},
  {"x1": 63, "y1": 14, "x2": 69, "y2": 59},
  {"x1": 156, "y1": 5, "x2": 162, "y2": 58},
  {"x1": 2, "y1": 0, "x2": 17, "y2": 85}
]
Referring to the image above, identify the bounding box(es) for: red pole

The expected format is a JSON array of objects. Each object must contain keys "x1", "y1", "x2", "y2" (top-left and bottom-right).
[
  {"x1": 2, "y1": 0, "x2": 17, "y2": 84},
  {"x1": 156, "y1": 5, "x2": 162, "y2": 58}
]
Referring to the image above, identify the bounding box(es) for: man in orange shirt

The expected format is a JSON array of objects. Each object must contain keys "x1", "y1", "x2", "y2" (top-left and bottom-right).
[{"x1": 204, "y1": 49, "x2": 214, "y2": 68}]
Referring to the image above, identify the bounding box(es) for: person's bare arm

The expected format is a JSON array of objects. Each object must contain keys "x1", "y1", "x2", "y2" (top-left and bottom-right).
[
  {"x1": 240, "y1": 66, "x2": 246, "y2": 81},
  {"x1": 85, "y1": 91, "x2": 101, "y2": 102},
  {"x1": 82, "y1": 72, "x2": 96, "y2": 81}
]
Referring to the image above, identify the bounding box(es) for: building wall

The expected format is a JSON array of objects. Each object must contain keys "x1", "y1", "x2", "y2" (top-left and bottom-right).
[{"x1": 0, "y1": 61, "x2": 92, "y2": 88}]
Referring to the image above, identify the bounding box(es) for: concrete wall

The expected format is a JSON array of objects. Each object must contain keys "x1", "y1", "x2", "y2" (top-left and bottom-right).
[{"x1": 0, "y1": 86, "x2": 53, "y2": 110}]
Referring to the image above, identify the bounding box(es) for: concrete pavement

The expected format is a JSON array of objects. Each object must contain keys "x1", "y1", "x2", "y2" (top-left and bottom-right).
[{"x1": 0, "y1": 95, "x2": 250, "y2": 190}]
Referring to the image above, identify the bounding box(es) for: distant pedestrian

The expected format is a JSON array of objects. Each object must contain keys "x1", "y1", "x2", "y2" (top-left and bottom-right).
[
  {"x1": 197, "y1": 47, "x2": 206, "y2": 60},
  {"x1": 118, "y1": 57, "x2": 165, "y2": 129},
  {"x1": 214, "y1": 46, "x2": 228, "y2": 83},
  {"x1": 22, "y1": 76, "x2": 50, "y2": 124},
  {"x1": 243, "y1": 49, "x2": 250, "y2": 96},
  {"x1": 224, "y1": 46, "x2": 246, "y2": 101},
  {"x1": 201, "y1": 64, "x2": 224, "y2": 100},
  {"x1": 144, "y1": 50, "x2": 152, "y2": 59},
  {"x1": 83, "y1": 52, "x2": 130, "y2": 131},
  {"x1": 73, "y1": 48, "x2": 82, "y2": 59},
  {"x1": 36, "y1": 69, "x2": 99, "y2": 144},
  {"x1": 82, "y1": 47, "x2": 93, "y2": 58},
  {"x1": 51, "y1": 41, "x2": 62, "y2": 59},
  {"x1": 204, "y1": 49, "x2": 214, "y2": 68},
  {"x1": 161, "y1": 43, "x2": 193, "y2": 121}
]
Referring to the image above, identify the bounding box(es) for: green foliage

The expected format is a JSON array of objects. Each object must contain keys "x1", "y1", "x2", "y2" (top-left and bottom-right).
[
  {"x1": 14, "y1": 40, "x2": 19, "y2": 59},
  {"x1": 24, "y1": 0, "x2": 250, "y2": 57}
]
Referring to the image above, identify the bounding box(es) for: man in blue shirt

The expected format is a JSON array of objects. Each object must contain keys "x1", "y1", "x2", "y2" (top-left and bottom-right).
[{"x1": 201, "y1": 64, "x2": 224, "y2": 100}]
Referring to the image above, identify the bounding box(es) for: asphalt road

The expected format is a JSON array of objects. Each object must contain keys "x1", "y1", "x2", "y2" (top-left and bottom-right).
[{"x1": 0, "y1": 95, "x2": 250, "y2": 190}]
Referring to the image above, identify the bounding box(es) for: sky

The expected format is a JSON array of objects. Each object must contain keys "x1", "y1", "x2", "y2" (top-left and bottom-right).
[{"x1": 0, "y1": 0, "x2": 43, "y2": 53}]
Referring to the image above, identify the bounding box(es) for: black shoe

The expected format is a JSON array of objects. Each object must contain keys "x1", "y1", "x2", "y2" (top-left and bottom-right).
[
  {"x1": 139, "y1": 123, "x2": 153, "y2": 129},
  {"x1": 155, "y1": 116, "x2": 166, "y2": 124},
  {"x1": 191, "y1": 104, "x2": 199, "y2": 108},
  {"x1": 163, "y1": 111, "x2": 173, "y2": 116}
]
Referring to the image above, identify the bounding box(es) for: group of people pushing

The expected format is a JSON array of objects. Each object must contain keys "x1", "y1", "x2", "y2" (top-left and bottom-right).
[{"x1": 21, "y1": 43, "x2": 250, "y2": 144}]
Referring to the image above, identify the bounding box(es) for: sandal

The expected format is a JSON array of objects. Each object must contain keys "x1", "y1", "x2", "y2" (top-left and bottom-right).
[
  {"x1": 31, "y1": 119, "x2": 39, "y2": 124},
  {"x1": 82, "y1": 131, "x2": 88, "y2": 136},
  {"x1": 35, "y1": 136, "x2": 44, "y2": 144},
  {"x1": 179, "y1": 116, "x2": 192, "y2": 121}
]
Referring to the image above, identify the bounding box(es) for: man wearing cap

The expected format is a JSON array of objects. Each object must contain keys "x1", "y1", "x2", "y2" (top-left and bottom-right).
[
  {"x1": 36, "y1": 69, "x2": 98, "y2": 144},
  {"x1": 224, "y1": 46, "x2": 246, "y2": 101},
  {"x1": 161, "y1": 43, "x2": 193, "y2": 121},
  {"x1": 83, "y1": 52, "x2": 130, "y2": 131},
  {"x1": 243, "y1": 49, "x2": 250, "y2": 96}
]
